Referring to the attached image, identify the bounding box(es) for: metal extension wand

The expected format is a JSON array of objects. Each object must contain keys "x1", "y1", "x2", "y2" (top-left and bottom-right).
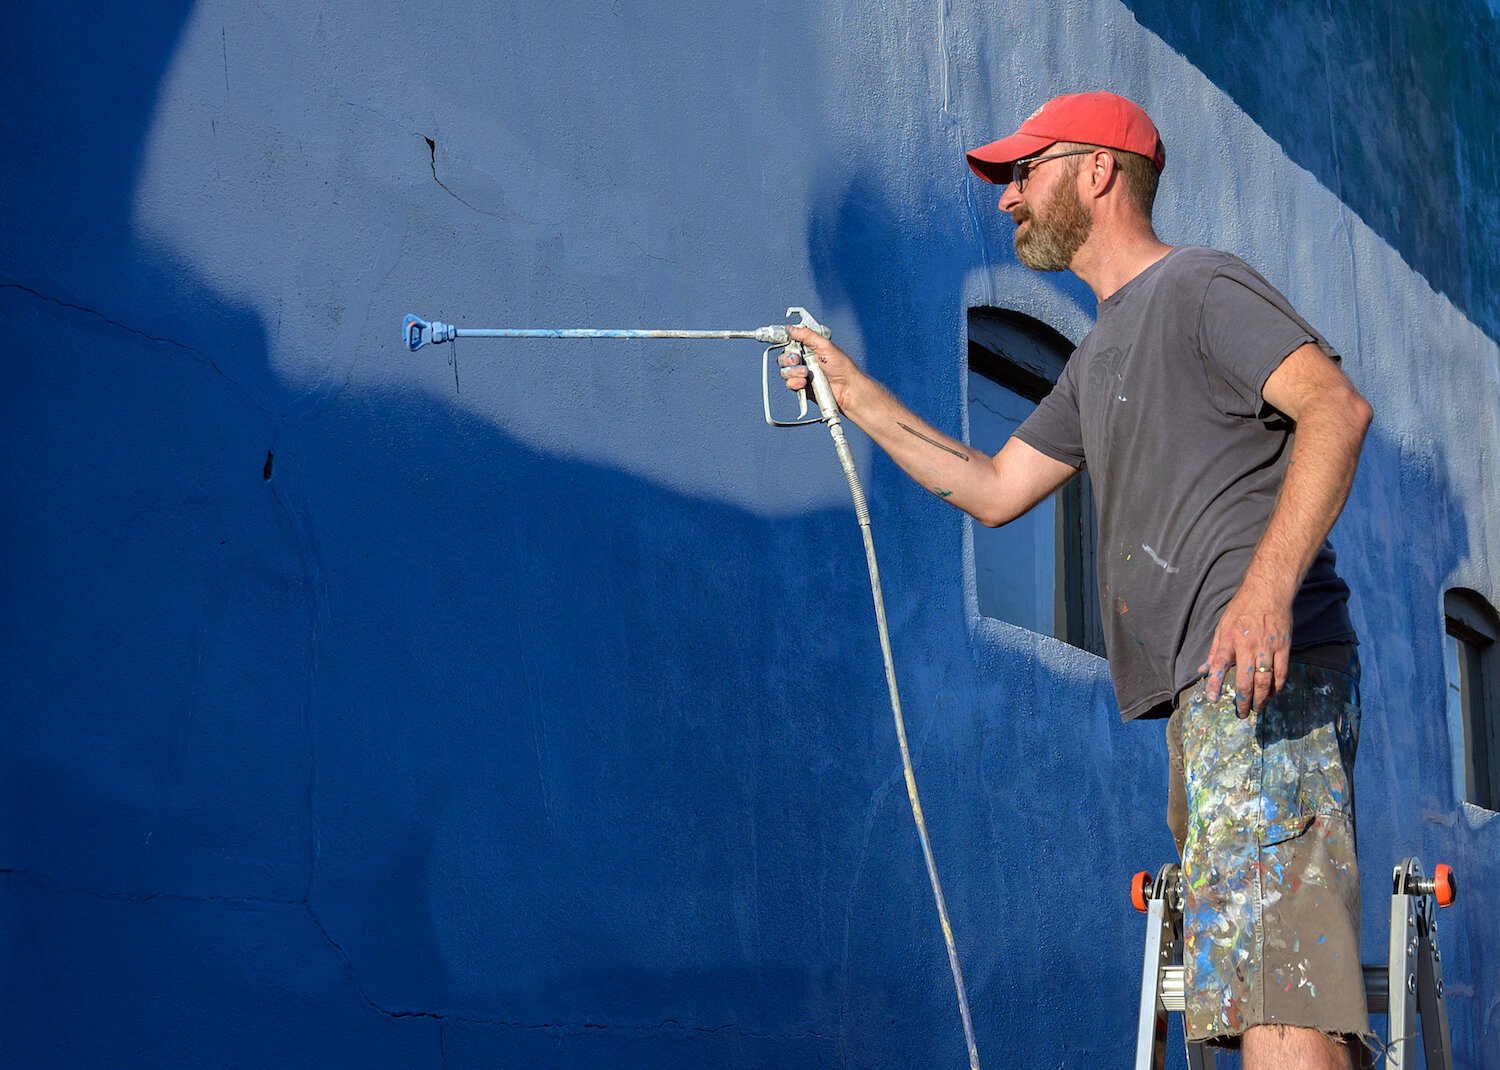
[{"x1": 403, "y1": 308, "x2": 981, "y2": 1070}]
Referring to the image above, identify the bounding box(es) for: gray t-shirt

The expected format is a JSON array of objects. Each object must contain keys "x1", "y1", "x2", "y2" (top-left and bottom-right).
[{"x1": 1014, "y1": 246, "x2": 1356, "y2": 721}]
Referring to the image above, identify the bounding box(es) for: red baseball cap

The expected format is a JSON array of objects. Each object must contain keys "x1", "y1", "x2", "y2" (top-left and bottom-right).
[{"x1": 966, "y1": 91, "x2": 1166, "y2": 184}]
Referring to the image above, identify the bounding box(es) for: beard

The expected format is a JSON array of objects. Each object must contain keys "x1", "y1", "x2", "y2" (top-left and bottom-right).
[{"x1": 1013, "y1": 178, "x2": 1092, "y2": 272}]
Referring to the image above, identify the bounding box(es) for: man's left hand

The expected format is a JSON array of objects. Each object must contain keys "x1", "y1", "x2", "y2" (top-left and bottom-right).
[{"x1": 1200, "y1": 581, "x2": 1293, "y2": 717}]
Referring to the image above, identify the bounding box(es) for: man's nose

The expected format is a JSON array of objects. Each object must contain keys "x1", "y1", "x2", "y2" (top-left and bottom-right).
[{"x1": 997, "y1": 182, "x2": 1021, "y2": 212}]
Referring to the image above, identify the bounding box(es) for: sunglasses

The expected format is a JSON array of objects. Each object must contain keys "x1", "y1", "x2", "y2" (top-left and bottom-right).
[{"x1": 1011, "y1": 149, "x2": 1095, "y2": 191}]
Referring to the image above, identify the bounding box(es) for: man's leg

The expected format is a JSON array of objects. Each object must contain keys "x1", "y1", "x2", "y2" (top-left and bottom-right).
[
  {"x1": 1169, "y1": 714, "x2": 1358, "y2": 1070},
  {"x1": 1173, "y1": 652, "x2": 1372, "y2": 1054},
  {"x1": 1243, "y1": 1023, "x2": 1359, "y2": 1070}
]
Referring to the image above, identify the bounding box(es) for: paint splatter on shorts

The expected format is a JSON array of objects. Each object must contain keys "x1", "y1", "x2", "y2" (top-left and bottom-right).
[{"x1": 1165, "y1": 647, "x2": 1370, "y2": 1046}]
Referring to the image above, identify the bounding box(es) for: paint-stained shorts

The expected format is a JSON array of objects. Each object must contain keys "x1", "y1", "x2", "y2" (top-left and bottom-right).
[{"x1": 1165, "y1": 649, "x2": 1370, "y2": 1046}]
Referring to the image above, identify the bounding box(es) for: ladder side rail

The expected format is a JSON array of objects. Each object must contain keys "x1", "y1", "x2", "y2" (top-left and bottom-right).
[
  {"x1": 1416, "y1": 904, "x2": 1455, "y2": 1070},
  {"x1": 1386, "y1": 878, "x2": 1418, "y2": 1069},
  {"x1": 1134, "y1": 895, "x2": 1172, "y2": 1070}
]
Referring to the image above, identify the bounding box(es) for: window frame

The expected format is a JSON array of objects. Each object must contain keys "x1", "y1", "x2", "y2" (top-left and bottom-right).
[
  {"x1": 1444, "y1": 587, "x2": 1500, "y2": 810},
  {"x1": 967, "y1": 308, "x2": 1104, "y2": 655}
]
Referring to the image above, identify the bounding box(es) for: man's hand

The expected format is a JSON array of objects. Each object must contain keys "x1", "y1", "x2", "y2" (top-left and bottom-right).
[
  {"x1": 1200, "y1": 580, "x2": 1293, "y2": 717},
  {"x1": 779, "y1": 327, "x2": 866, "y2": 411}
]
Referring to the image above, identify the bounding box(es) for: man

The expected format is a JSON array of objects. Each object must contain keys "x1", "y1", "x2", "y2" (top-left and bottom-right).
[{"x1": 782, "y1": 91, "x2": 1374, "y2": 1068}]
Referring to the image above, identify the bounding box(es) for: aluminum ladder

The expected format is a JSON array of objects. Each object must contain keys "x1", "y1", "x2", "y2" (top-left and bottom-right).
[{"x1": 1130, "y1": 857, "x2": 1457, "y2": 1069}]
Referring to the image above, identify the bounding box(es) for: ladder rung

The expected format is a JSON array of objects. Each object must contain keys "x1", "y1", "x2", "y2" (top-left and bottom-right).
[{"x1": 1158, "y1": 965, "x2": 1389, "y2": 1013}]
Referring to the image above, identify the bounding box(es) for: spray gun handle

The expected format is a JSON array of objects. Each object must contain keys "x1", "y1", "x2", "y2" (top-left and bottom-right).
[
  {"x1": 787, "y1": 307, "x2": 840, "y2": 423},
  {"x1": 762, "y1": 308, "x2": 837, "y2": 427}
]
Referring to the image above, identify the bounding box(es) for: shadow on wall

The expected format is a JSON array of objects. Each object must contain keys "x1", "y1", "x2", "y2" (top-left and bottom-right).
[
  {"x1": 10, "y1": 3, "x2": 1492, "y2": 1067},
  {"x1": 0, "y1": 5, "x2": 1001, "y2": 1068},
  {"x1": 2, "y1": 270, "x2": 945, "y2": 1063},
  {"x1": 1120, "y1": 0, "x2": 1500, "y2": 345}
]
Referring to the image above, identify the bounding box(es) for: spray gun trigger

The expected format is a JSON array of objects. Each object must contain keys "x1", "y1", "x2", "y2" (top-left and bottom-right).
[
  {"x1": 762, "y1": 344, "x2": 818, "y2": 427},
  {"x1": 788, "y1": 342, "x2": 810, "y2": 419}
]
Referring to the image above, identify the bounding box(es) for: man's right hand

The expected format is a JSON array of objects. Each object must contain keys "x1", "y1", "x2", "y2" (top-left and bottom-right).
[
  {"x1": 776, "y1": 329, "x2": 1079, "y2": 527},
  {"x1": 779, "y1": 326, "x2": 865, "y2": 413}
]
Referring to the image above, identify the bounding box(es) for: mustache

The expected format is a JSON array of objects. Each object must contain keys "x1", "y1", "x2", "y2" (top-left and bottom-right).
[{"x1": 1011, "y1": 205, "x2": 1033, "y2": 226}]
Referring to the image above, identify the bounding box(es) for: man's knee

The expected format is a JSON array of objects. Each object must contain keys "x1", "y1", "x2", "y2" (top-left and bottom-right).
[{"x1": 1242, "y1": 1024, "x2": 1359, "y2": 1070}]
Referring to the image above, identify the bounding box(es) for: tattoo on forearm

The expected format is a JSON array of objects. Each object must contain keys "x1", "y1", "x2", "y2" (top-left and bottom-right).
[
  {"x1": 898, "y1": 421, "x2": 969, "y2": 461},
  {"x1": 931, "y1": 487, "x2": 954, "y2": 498}
]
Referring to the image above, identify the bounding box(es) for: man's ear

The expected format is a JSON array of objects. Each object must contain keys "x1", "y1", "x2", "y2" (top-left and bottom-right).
[{"x1": 1086, "y1": 151, "x2": 1117, "y2": 198}]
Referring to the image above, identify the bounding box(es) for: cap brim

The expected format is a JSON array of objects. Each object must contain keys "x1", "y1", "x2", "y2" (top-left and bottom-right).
[{"x1": 965, "y1": 131, "x2": 1056, "y2": 184}]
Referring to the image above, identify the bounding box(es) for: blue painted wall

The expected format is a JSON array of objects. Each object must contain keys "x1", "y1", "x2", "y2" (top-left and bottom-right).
[
  {"x1": 2, "y1": 2, "x2": 1496, "y2": 1067},
  {"x1": 1122, "y1": 0, "x2": 1500, "y2": 348}
]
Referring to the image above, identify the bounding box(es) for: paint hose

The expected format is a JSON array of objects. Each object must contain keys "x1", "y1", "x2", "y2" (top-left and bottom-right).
[{"x1": 798, "y1": 340, "x2": 982, "y2": 1070}]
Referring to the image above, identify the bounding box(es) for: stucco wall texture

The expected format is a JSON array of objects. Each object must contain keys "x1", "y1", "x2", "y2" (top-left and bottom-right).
[{"x1": 2, "y1": 2, "x2": 1496, "y2": 1068}]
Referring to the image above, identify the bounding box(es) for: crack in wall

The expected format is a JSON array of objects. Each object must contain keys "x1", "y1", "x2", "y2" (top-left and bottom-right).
[
  {"x1": 625, "y1": 238, "x2": 675, "y2": 265},
  {"x1": 424, "y1": 136, "x2": 502, "y2": 217},
  {"x1": 143, "y1": 551, "x2": 235, "y2": 846},
  {"x1": 1319, "y1": 0, "x2": 1366, "y2": 362},
  {"x1": 0, "y1": 281, "x2": 266, "y2": 413},
  {"x1": 515, "y1": 619, "x2": 556, "y2": 831},
  {"x1": 264, "y1": 460, "x2": 328, "y2": 908},
  {"x1": 2, "y1": 866, "x2": 301, "y2": 908},
  {"x1": 938, "y1": 0, "x2": 996, "y2": 309},
  {"x1": 1, "y1": 279, "x2": 381, "y2": 1028},
  {"x1": 6, "y1": 230, "x2": 627, "y2": 1045},
  {"x1": 4, "y1": 864, "x2": 840, "y2": 1042},
  {"x1": 300, "y1": 894, "x2": 843, "y2": 1041},
  {"x1": 434, "y1": 1015, "x2": 843, "y2": 1041},
  {"x1": 298, "y1": 887, "x2": 841, "y2": 1037}
]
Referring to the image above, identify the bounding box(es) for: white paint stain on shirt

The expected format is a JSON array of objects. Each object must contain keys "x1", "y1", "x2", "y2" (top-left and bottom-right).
[{"x1": 1141, "y1": 543, "x2": 1181, "y2": 573}]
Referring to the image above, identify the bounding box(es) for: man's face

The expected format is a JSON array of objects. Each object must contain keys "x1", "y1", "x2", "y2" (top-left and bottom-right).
[{"x1": 1006, "y1": 155, "x2": 1092, "y2": 272}]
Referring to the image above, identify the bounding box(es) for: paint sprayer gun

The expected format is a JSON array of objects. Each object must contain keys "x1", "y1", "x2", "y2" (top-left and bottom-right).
[
  {"x1": 396, "y1": 303, "x2": 981, "y2": 1069},
  {"x1": 401, "y1": 307, "x2": 838, "y2": 428}
]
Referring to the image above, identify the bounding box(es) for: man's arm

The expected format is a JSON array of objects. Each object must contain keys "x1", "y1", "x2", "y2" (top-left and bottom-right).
[
  {"x1": 1201, "y1": 341, "x2": 1373, "y2": 713},
  {"x1": 783, "y1": 328, "x2": 1078, "y2": 527}
]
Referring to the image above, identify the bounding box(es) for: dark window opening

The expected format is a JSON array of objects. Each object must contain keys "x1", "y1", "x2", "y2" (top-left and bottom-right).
[
  {"x1": 1444, "y1": 588, "x2": 1499, "y2": 810},
  {"x1": 967, "y1": 308, "x2": 1104, "y2": 655}
]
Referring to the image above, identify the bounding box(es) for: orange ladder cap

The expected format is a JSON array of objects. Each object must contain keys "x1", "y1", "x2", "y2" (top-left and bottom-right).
[
  {"x1": 1434, "y1": 863, "x2": 1457, "y2": 907},
  {"x1": 1130, "y1": 870, "x2": 1152, "y2": 913}
]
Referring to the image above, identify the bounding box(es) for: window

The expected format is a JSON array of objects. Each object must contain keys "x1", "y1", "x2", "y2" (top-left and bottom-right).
[
  {"x1": 1443, "y1": 588, "x2": 1499, "y2": 810},
  {"x1": 967, "y1": 308, "x2": 1103, "y2": 654}
]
